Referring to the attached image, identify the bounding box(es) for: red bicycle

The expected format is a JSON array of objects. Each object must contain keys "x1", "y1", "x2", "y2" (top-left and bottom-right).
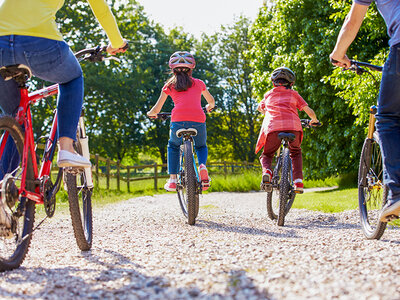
[{"x1": 0, "y1": 46, "x2": 118, "y2": 271}]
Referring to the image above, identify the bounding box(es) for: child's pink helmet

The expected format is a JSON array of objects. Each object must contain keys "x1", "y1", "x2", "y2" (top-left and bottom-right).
[{"x1": 168, "y1": 51, "x2": 196, "y2": 69}]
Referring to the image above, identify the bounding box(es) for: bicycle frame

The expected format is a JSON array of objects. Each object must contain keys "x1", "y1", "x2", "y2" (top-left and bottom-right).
[
  {"x1": 0, "y1": 83, "x2": 60, "y2": 204},
  {"x1": 271, "y1": 141, "x2": 293, "y2": 185}
]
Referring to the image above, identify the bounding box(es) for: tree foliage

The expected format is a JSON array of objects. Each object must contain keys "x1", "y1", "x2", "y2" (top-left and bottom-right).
[{"x1": 250, "y1": 0, "x2": 387, "y2": 178}]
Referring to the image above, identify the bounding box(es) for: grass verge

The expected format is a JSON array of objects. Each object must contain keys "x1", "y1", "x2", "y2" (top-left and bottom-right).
[{"x1": 294, "y1": 188, "x2": 358, "y2": 213}]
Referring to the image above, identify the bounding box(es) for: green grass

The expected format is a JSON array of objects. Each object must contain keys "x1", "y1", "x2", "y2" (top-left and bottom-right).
[
  {"x1": 294, "y1": 188, "x2": 358, "y2": 213},
  {"x1": 207, "y1": 170, "x2": 340, "y2": 193}
]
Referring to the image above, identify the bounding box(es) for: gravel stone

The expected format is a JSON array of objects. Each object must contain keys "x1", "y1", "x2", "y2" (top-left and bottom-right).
[{"x1": 0, "y1": 191, "x2": 399, "y2": 299}]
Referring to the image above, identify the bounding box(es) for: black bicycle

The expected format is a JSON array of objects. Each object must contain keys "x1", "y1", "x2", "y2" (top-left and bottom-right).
[
  {"x1": 340, "y1": 60, "x2": 389, "y2": 239},
  {"x1": 151, "y1": 107, "x2": 213, "y2": 225},
  {"x1": 263, "y1": 119, "x2": 321, "y2": 226}
]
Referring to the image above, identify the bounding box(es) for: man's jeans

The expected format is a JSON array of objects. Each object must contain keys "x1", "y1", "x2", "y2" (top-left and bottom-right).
[
  {"x1": 0, "y1": 35, "x2": 83, "y2": 140},
  {"x1": 168, "y1": 121, "x2": 208, "y2": 174},
  {"x1": 376, "y1": 43, "x2": 400, "y2": 202}
]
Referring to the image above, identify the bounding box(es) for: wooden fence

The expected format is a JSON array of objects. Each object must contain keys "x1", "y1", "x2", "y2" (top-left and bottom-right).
[{"x1": 89, "y1": 154, "x2": 258, "y2": 191}]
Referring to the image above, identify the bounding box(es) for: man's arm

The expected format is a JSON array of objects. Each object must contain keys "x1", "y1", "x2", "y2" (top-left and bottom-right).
[{"x1": 330, "y1": 2, "x2": 369, "y2": 68}]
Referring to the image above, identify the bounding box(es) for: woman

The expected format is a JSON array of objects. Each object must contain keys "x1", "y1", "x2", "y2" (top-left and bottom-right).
[{"x1": 0, "y1": 0, "x2": 127, "y2": 168}]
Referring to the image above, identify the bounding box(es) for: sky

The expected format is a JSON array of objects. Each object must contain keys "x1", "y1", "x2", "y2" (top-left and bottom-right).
[{"x1": 137, "y1": 0, "x2": 264, "y2": 38}]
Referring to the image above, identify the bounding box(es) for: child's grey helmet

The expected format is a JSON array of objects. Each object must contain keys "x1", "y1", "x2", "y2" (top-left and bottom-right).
[{"x1": 270, "y1": 67, "x2": 296, "y2": 84}]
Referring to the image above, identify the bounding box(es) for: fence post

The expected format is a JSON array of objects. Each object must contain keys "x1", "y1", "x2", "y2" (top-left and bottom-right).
[
  {"x1": 154, "y1": 162, "x2": 158, "y2": 190},
  {"x1": 95, "y1": 154, "x2": 99, "y2": 190},
  {"x1": 224, "y1": 160, "x2": 227, "y2": 178},
  {"x1": 117, "y1": 160, "x2": 120, "y2": 191},
  {"x1": 106, "y1": 158, "x2": 110, "y2": 190},
  {"x1": 127, "y1": 166, "x2": 130, "y2": 193},
  {"x1": 244, "y1": 161, "x2": 248, "y2": 170}
]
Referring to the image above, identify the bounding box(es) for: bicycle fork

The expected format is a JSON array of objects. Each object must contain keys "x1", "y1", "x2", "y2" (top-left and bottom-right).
[{"x1": 78, "y1": 115, "x2": 93, "y2": 189}]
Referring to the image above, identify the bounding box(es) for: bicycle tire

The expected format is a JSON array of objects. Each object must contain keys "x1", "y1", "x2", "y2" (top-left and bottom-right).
[
  {"x1": 177, "y1": 146, "x2": 188, "y2": 217},
  {"x1": 277, "y1": 148, "x2": 291, "y2": 226},
  {"x1": 65, "y1": 127, "x2": 93, "y2": 251},
  {"x1": 358, "y1": 137, "x2": 387, "y2": 240},
  {"x1": 184, "y1": 140, "x2": 198, "y2": 225},
  {"x1": 0, "y1": 116, "x2": 35, "y2": 271}
]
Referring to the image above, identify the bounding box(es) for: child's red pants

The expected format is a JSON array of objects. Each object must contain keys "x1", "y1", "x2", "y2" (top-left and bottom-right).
[{"x1": 259, "y1": 131, "x2": 303, "y2": 180}]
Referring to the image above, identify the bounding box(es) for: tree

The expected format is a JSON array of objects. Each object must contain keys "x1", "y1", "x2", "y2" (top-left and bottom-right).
[
  {"x1": 192, "y1": 17, "x2": 261, "y2": 163},
  {"x1": 250, "y1": 0, "x2": 387, "y2": 178}
]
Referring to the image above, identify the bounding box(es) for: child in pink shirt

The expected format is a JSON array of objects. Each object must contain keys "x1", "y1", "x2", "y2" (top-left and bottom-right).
[
  {"x1": 147, "y1": 51, "x2": 215, "y2": 191},
  {"x1": 256, "y1": 67, "x2": 319, "y2": 193}
]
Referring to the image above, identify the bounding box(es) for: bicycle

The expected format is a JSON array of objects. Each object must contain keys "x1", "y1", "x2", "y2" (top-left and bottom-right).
[
  {"x1": 338, "y1": 60, "x2": 388, "y2": 239},
  {"x1": 263, "y1": 119, "x2": 321, "y2": 226},
  {"x1": 152, "y1": 107, "x2": 214, "y2": 225},
  {"x1": 0, "y1": 45, "x2": 123, "y2": 271}
]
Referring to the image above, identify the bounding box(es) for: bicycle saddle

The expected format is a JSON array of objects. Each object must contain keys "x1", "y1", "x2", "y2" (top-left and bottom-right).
[
  {"x1": 176, "y1": 128, "x2": 198, "y2": 138},
  {"x1": 278, "y1": 132, "x2": 296, "y2": 142},
  {"x1": 0, "y1": 64, "x2": 32, "y2": 87}
]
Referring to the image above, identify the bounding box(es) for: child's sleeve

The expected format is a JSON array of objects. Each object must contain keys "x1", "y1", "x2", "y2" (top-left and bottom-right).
[
  {"x1": 198, "y1": 79, "x2": 206, "y2": 91},
  {"x1": 295, "y1": 91, "x2": 308, "y2": 111},
  {"x1": 162, "y1": 84, "x2": 170, "y2": 95},
  {"x1": 258, "y1": 91, "x2": 271, "y2": 111}
]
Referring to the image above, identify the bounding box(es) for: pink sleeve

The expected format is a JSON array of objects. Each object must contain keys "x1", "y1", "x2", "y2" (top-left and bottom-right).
[
  {"x1": 162, "y1": 84, "x2": 170, "y2": 95},
  {"x1": 295, "y1": 91, "x2": 308, "y2": 111},
  {"x1": 199, "y1": 79, "x2": 206, "y2": 91}
]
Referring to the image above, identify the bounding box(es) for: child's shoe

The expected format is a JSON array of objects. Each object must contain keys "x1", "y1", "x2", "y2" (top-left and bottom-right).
[
  {"x1": 164, "y1": 179, "x2": 177, "y2": 192},
  {"x1": 262, "y1": 169, "x2": 273, "y2": 183},
  {"x1": 294, "y1": 180, "x2": 304, "y2": 194},
  {"x1": 199, "y1": 164, "x2": 211, "y2": 191}
]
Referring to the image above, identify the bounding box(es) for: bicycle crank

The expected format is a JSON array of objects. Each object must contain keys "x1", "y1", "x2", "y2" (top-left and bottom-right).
[
  {"x1": 41, "y1": 176, "x2": 56, "y2": 217},
  {"x1": 0, "y1": 173, "x2": 19, "y2": 209}
]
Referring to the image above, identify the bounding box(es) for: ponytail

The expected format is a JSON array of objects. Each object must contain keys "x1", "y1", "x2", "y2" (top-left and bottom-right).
[{"x1": 166, "y1": 67, "x2": 193, "y2": 91}]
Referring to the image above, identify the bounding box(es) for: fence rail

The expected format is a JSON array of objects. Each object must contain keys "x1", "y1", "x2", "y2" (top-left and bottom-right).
[{"x1": 89, "y1": 154, "x2": 258, "y2": 191}]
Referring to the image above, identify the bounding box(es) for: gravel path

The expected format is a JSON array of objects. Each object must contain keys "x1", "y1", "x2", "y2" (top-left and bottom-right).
[{"x1": 1, "y1": 191, "x2": 400, "y2": 299}]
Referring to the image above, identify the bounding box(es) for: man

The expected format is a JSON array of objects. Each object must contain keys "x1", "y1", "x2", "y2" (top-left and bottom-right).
[{"x1": 330, "y1": 0, "x2": 400, "y2": 222}]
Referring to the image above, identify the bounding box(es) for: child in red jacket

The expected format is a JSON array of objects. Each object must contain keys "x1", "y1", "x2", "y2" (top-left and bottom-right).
[{"x1": 255, "y1": 67, "x2": 319, "y2": 193}]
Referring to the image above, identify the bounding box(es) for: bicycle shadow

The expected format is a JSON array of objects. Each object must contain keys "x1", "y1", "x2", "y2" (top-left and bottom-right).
[
  {"x1": 0, "y1": 250, "x2": 272, "y2": 299},
  {"x1": 283, "y1": 214, "x2": 360, "y2": 230},
  {"x1": 196, "y1": 219, "x2": 300, "y2": 239}
]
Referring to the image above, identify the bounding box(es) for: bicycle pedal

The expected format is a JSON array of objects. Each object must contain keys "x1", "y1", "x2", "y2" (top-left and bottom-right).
[
  {"x1": 385, "y1": 214, "x2": 399, "y2": 222},
  {"x1": 260, "y1": 183, "x2": 272, "y2": 192},
  {"x1": 64, "y1": 167, "x2": 84, "y2": 175},
  {"x1": 0, "y1": 225, "x2": 13, "y2": 238}
]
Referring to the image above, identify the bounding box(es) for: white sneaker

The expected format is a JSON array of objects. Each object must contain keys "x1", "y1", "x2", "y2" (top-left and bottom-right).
[{"x1": 57, "y1": 150, "x2": 91, "y2": 168}]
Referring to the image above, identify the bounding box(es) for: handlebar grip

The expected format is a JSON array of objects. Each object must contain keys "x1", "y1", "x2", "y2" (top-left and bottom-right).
[
  {"x1": 121, "y1": 42, "x2": 129, "y2": 51},
  {"x1": 330, "y1": 58, "x2": 339, "y2": 64}
]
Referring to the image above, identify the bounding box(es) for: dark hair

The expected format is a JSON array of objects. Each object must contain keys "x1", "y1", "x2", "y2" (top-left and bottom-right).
[
  {"x1": 166, "y1": 67, "x2": 193, "y2": 91},
  {"x1": 273, "y1": 78, "x2": 292, "y2": 89}
]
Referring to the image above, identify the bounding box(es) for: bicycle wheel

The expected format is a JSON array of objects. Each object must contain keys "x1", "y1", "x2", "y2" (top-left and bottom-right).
[
  {"x1": 266, "y1": 157, "x2": 281, "y2": 220},
  {"x1": 65, "y1": 127, "x2": 93, "y2": 251},
  {"x1": 0, "y1": 116, "x2": 36, "y2": 271},
  {"x1": 177, "y1": 140, "x2": 198, "y2": 225},
  {"x1": 358, "y1": 136, "x2": 387, "y2": 239},
  {"x1": 277, "y1": 148, "x2": 293, "y2": 226}
]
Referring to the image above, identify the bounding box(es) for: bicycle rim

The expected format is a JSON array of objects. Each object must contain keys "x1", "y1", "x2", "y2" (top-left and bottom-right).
[
  {"x1": 358, "y1": 138, "x2": 387, "y2": 239},
  {"x1": 278, "y1": 148, "x2": 291, "y2": 226},
  {"x1": 0, "y1": 116, "x2": 35, "y2": 271},
  {"x1": 65, "y1": 136, "x2": 93, "y2": 251},
  {"x1": 177, "y1": 146, "x2": 188, "y2": 218}
]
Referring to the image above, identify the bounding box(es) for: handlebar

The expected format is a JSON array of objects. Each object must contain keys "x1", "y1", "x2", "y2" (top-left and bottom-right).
[
  {"x1": 150, "y1": 106, "x2": 217, "y2": 120},
  {"x1": 330, "y1": 58, "x2": 383, "y2": 74},
  {"x1": 301, "y1": 119, "x2": 322, "y2": 128},
  {"x1": 75, "y1": 42, "x2": 129, "y2": 63}
]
